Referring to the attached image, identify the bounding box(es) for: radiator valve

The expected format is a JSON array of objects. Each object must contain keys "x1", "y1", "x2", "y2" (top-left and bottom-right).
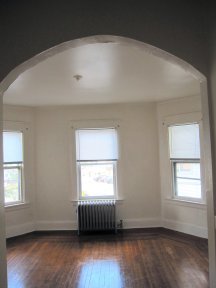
[{"x1": 117, "y1": 219, "x2": 123, "y2": 229}]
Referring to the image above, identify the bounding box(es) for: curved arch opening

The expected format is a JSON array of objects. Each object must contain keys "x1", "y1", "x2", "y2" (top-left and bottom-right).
[
  {"x1": 0, "y1": 35, "x2": 214, "y2": 287},
  {"x1": 0, "y1": 35, "x2": 206, "y2": 95}
]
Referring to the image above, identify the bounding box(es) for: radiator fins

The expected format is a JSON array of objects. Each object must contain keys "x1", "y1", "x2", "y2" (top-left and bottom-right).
[{"x1": 77, "y1": 200, "x2": 117, "y2": 234}]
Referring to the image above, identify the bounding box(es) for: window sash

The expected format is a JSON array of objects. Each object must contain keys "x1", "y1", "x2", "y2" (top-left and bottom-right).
[
  {"x1": 77, "y1": 159, "x2": 117, "y2": 163},
  {"x1": 77, "y1": 161, "x2": 117, "y2": 200},
  {"x1": 3, "y1": 163, "x2": 24, "y2": 205},
  {"x1": 171, "y1": 160, "x2": 202, "y2": 201}
]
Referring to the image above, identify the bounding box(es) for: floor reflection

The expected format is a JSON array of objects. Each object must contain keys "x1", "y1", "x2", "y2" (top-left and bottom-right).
[
  {"x1": 8, "y1": 270, "x2": 25, "y2": 288},
  {"x1": 78, "y1": 259, "x2": 123, "y2": 288}
]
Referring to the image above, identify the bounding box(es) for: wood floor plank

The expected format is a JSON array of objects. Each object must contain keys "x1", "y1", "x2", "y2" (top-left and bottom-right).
[{"x1": 7, "y1": 229, "x2": 209, "y2": 288}]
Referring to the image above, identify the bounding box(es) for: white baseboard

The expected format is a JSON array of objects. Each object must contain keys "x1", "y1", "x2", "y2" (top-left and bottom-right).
[
  {"x1": 36, "y1": 220, "x2": 77, "y2": 231},
  {"x1": 6, "y1": 222, "x2": 35, "y2": 238},
  {"x1": 122, "y1": 217, "x2": 162, "y2": 229},
  {"x1": 6, "y1": 218, "x2": 207, "y2": 239},
  {"x1": 163, "y1": 218, "x2": 208, "y2": 238},
  {"x1": 35, "y1": 218, "x2": 161, "y2": 231}
]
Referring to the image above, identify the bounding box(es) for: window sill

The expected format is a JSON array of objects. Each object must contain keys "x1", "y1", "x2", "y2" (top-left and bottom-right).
[
  {"x1": 70, "y1": 199, "x2": 123, "y2": 206},
  {"x1": 164, "y1": 198, "x2": 206, "y2": 209},
  {"x1": 5, "y1": 202, "x2": 31, "y2": 212}
]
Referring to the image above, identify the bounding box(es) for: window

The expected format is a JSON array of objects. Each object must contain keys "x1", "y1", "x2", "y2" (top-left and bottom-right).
[
  {"x1": 3, "y1": 131, "x2": 24, "y2": 205},
  {"x1": 168, "y1": 123, "x2": 202, "y2": 202},
  {"x1": 75, "y1": 128, "x2": 118, "y2": 199}
]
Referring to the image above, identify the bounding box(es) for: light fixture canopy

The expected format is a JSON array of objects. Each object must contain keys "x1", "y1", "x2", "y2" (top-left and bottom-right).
[{"x1": 73, "y1": 74, "x2": 82, "y2": 81}]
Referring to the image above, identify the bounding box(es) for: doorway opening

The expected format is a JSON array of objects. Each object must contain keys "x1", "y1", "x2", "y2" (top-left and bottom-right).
[{"x1": 0, "y1": 35, "x2": 214, "y2": 287}]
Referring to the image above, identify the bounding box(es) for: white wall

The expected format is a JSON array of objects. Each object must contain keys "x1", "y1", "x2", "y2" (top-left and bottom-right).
[
  {"x1": 157, "y1": 95, "x2": 208, "y2": 238},
  {"x1": 4, "y1": 99, "x2": 207, "y2": 238},
  {"x1": 35, "y1": 103, "x2": 161, "y2": 230},
  {"x1": 0, "y1": 99, "x2": 7, "y2": 288},
  {"x1": 208, "y1": 15, "x2": 216, "y2": 285},
  {"x1": 3, "y1": 103, "x2": 161, "y2": 236},
  {"x1": 3, "y1": 105, "x2": 36, "y2": 237}
]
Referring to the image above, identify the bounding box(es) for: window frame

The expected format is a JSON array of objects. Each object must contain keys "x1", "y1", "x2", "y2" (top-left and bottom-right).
[
  {"x1": 71, "y1": 121, "x2": 120, "y2": 201},
  {"x1": 3, "y1": 121, "x2": 30, "y2": 208},
  {"x1": 3, "y1": 130, "x2": 25, "y2": 206},
  {"x1": 168, "y1": 121, "x2": 204, "y2": 204}
]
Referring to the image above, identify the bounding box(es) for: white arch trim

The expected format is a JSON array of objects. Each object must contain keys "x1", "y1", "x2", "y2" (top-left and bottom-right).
[
  {"x1": 0, "y1": 35, "x2": 206, "y2": 94},
  {"x1": 0, "y1": 35, "x2": 215, "y2": 287}
]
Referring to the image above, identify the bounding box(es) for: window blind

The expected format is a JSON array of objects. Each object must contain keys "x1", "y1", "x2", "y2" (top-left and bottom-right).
[
  {"x1": 168, "y1": 124, "x2": 200, "y2": 159},
  {"x1": 76, "y1": 128, "x2": 118, "y2": 161},
  {"x1": 3, "y1": 131, "x2": 23, "y2": 163}
]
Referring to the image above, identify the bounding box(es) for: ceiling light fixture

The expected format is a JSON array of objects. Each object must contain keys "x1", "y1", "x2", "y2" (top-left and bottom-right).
[{"x1": 73, "y1": 74, "x2": 82, "y2": 81}]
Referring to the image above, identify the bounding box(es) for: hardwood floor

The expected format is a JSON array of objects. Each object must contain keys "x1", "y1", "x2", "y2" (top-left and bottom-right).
[{"x1": 7, "y1": 229, "x2": 209, "y2": 288}]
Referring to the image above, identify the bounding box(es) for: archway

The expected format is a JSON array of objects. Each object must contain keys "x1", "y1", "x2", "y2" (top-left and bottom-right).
[{"x1": 0, "y1": 35, "x2": 215, "y2": 287}]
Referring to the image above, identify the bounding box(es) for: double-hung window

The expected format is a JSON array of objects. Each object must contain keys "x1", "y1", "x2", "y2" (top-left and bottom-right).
[
  {"x1": 75, "y1": 128, "x2": 118, "y2": 199},
  {"x1": 168, "y1": 123, "x2": 202, "y2": 202},
  {"x1": 3, "y1": 131, "x2": 24, "y2": 205}
]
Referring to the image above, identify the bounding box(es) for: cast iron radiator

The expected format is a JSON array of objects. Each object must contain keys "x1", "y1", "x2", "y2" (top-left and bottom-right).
[{"x1": 77, "y1": 200, "x2": 117, "y2": 234}]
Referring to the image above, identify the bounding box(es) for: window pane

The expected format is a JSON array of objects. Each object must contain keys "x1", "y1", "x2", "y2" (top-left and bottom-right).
[
  {"x1": 175, "y1": 162, "x2": 200, "y2": 179},
  {"x1": 175, "y1": 162, "x2": 201, "y2": 199},
  {"x1": 80, "y1": 163, "x2": 115, "y2": 198},
  {"x1": 176, "y1": 178, "x2": 201, "y2": 198},
  {"x1": 4, "y1": 167, "x2": 21, "y2": 203}
]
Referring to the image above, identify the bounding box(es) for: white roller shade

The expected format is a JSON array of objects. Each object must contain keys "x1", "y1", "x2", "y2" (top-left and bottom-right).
[
  {"x1": 76, "y1": 128, "x2": 118, "y2": 161},
  {"x1": 3, "y1": 131, "x2": 23, "y2": 163},
  {"x1": 168, "y1": 124, "x2": 200, "y2": 159}
]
